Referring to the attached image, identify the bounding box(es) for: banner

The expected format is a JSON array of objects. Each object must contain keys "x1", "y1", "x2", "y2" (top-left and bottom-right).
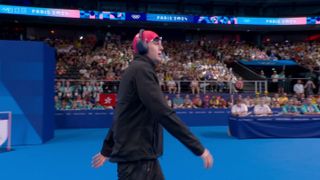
[
  {"x1": 1, "y1": 4, "x2": 320, "y2": 26},
  {"x1": 146, "y1": 13, "x2": 194, "y2": 23},
  {"x1": 196, "y1": 16, "x2": 236, "y2": 24},
  {"x1": 126, "y1": 13, "x2": 146, "y2": 21},
  {"x1": 237, "y1": 17, "x2": 306, "y2": 25},
  {"x1": 79, "y1": 10, "x2": 125, "y2": 20},
  {"x1": 0, "y1": 4, "x2": 80, "y2": 18}
]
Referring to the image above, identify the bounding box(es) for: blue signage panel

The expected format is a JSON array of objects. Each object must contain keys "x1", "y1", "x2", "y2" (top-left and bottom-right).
[
  {"x1": 239, "y1": 60, "x2": 298, "y2": 66},
  {"x1": 147, "y1": 13, "x2": 194, "y2": 23},
  {"x1": 126, "y1": 13, "x2": 146, "y2": 21},
  {"x1": 195, "y1": 16, "x2": 236, "y2": 24},
  {"x1": 0, "y1": 4, "x2": 80, "y2": 18},
  {"x1": 237, "y1": 17, "x2": 306, "y2": 25},
  {"x1": 1, "y1": 4, "x2": 319, "y2": 26}
]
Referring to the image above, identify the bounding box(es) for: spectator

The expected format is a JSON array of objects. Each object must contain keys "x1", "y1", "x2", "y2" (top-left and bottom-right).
[
  {"x1": 216, "y1": 76, "x2": 225, "y2": 92},
  {"x1": 173, "y1": 94, "x2": 184, "y2": 109},
  {"x1": 253, "y1": 98, "x2": 272, "y2": 116},
  {"x1": 93, "y1": 82, "x2": 103, "y2": 99},
  {"x1": 278, "y1": 71, "x2": 285, "y2": 94},
  {"x1": 304, "y1": 78, "x2": 316, "y2": 97},
  {"x1": 293, "y1": 80, "x2": 304, "y2": 98},
  {"x1": 55, "y1": 81, "x2": 63, "y2": 98},
  {"x1": 235, "y1": 77, "x2": 244, "y2": 93},
  {"x1": 260, "y1": 70, "x2": 266, "y2": 78},
  {"x1": 246, "y1": 96, "x2": 256, "y2": 108},
  {"x1": 167, "y1": 78, "x2": 177, "y2": 94},
  {"x1": 71, "y1": 101, "x2": 81, "y2": 110},
  {"x1": 300, "y1": 98, "x2": 320, "y2": 114},
  {"x1": 183, "y1": 94, "x2": 193, "y2": 108},
  {"x1": 316, "y1": 97, "x2": 320, "y2": 110},
  {"x1": 93, "y1": 102, "x2": 105, "y2": 110},
  {"x1": 210, "y1": 96, "x2": 227, "y2": 108},
  {"x1": 54, "y1": 95, "x2": 62, "y2": 110},
  {"x1": 278, "y1": 93, "x2": 289, "y2": 106},
  {"x1": 202, "y1": 95, "x2": 211, "y2": 108},
  {"x1": 75, "y1": 95, "x2": 84, "y2": 109},
  {"x1": 294, "y1": 98, "x2": 303, "y2": 109},
  {"x1": 190, "y1": 77, "x2": 200, "y2": 95},
  {"x1": 231, "y1": 99, "x2": 248, "y2": 116},
  {"x1": 61, "y1": 98, "x2": 72, "y2": 110},
  {"x1": 83, "y1": 81, "x2": 93, "y2": 97},
  {"x1": 165, "y1": 95, "x2": 172, "y2": 108},
  {"x1": 282, "y1": 99, "x2": 300, "y2": 115},
  {"x1": 158, "y1": 72, "x2": 166, "y2": 92},
  {"x1": 271, "y1": 70, "x2": 279, "y2": 93},
  {"x1": 261, "y1": 93, "x2": 272, "y2": 106},
  {"x1": 192, "y1": 94, "x2": 203, "y2": 108}
]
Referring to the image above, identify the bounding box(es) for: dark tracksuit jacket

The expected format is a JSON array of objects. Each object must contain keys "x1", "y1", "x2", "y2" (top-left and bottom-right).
[{"x1": 100, "y1": 54, "x2": 205, "y2": 162}]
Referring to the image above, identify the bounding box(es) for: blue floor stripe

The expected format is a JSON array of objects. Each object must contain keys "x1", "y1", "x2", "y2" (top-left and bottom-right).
[{"x1": 1, "y1": 126, "x2": 320, "y2": 180}]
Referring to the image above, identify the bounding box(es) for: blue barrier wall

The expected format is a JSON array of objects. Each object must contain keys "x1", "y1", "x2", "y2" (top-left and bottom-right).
[
  {"x1": 55, "y1": 109, "x2": 283, "y2": 129},
  {"x1": 0, "y1": 40, "x2": 55, "y2": 145},
  {"x1": 55, "y1": 109, "x2": 229, "y2": 128}
]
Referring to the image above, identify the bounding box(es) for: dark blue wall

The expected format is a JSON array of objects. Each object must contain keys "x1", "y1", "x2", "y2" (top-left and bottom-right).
[{"x1": 0, "y1": 40, "x2": 55, "y2": 145}]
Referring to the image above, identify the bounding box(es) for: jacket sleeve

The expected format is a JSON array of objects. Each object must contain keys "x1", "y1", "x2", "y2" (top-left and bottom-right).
[
  {"x1": 100, "y1": 125, "x2": 114, "y2": 157},
  {"x1": 135, "y1": 66, "x2": 205, "y2": 156}
]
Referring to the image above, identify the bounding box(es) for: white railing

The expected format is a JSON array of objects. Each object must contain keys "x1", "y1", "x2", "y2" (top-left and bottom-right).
[{"x1": 55, "y1": 79, "x2": 268, "y2": 94}]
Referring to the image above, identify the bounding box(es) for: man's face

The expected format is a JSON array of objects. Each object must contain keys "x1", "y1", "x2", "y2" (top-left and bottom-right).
[
  {"x1": 146, "y1": 38, "x2": 164, "y2": 64},
  {"x1": 258, "y1": 99, "x2": 264, "y2": 105},
  {"x1": 236, "y1": 101, "x2": 242, "y2": 107}
]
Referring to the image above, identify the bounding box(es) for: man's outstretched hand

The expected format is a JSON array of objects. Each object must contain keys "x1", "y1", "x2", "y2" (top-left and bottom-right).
[
  {"x1": 200, "y1": 148, "x2": 214, "y2": 169},
  {"x1": 92, "y1": 152, "x2": 108, "y2": 168}
]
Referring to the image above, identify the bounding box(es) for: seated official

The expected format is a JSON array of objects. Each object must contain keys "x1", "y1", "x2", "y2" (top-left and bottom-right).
[
  {"x1": 231, "y1": 99, "x2": 249, "y2": 117},
  {"x1": 282, "y1": 99, "x2": 300, "y2": 115},
  {"x1": 300, "y1": 98, "x2": 320, "y2": 115},
  {"x1": 253, "y1": 98, "x2": 272, "y2": 116}
]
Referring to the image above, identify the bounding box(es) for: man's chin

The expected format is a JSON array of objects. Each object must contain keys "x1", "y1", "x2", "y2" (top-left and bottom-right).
[{"x1": 154, "y1": 58, "x2": 162, "y2": 64}]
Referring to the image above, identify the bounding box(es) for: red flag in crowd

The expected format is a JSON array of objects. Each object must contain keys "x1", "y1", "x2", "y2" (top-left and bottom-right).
[{"x1": 99, "y1": 93, "x2": 117, "y2": 107}]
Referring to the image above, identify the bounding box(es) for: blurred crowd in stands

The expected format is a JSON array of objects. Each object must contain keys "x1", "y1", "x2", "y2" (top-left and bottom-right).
[
  {"x1": 205, "y1": 40, "x2": 320, "y2": 72},
  {"x1": 49, "y1": 33, "x2": 320, "y2": 111}
]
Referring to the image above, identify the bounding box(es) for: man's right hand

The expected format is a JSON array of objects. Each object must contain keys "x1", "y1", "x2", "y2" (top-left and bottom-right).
[
  {"x1": 200, "y1": 148, "x2": 213, "y2": 169},
  {"x1": 92, "y1": 152, "x2": 108, "y2": 168}
]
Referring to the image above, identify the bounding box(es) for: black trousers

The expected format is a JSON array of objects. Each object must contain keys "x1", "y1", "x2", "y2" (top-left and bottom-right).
[{"x1": 117, "y1": 159, "x2": 164, "y2": 180}]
